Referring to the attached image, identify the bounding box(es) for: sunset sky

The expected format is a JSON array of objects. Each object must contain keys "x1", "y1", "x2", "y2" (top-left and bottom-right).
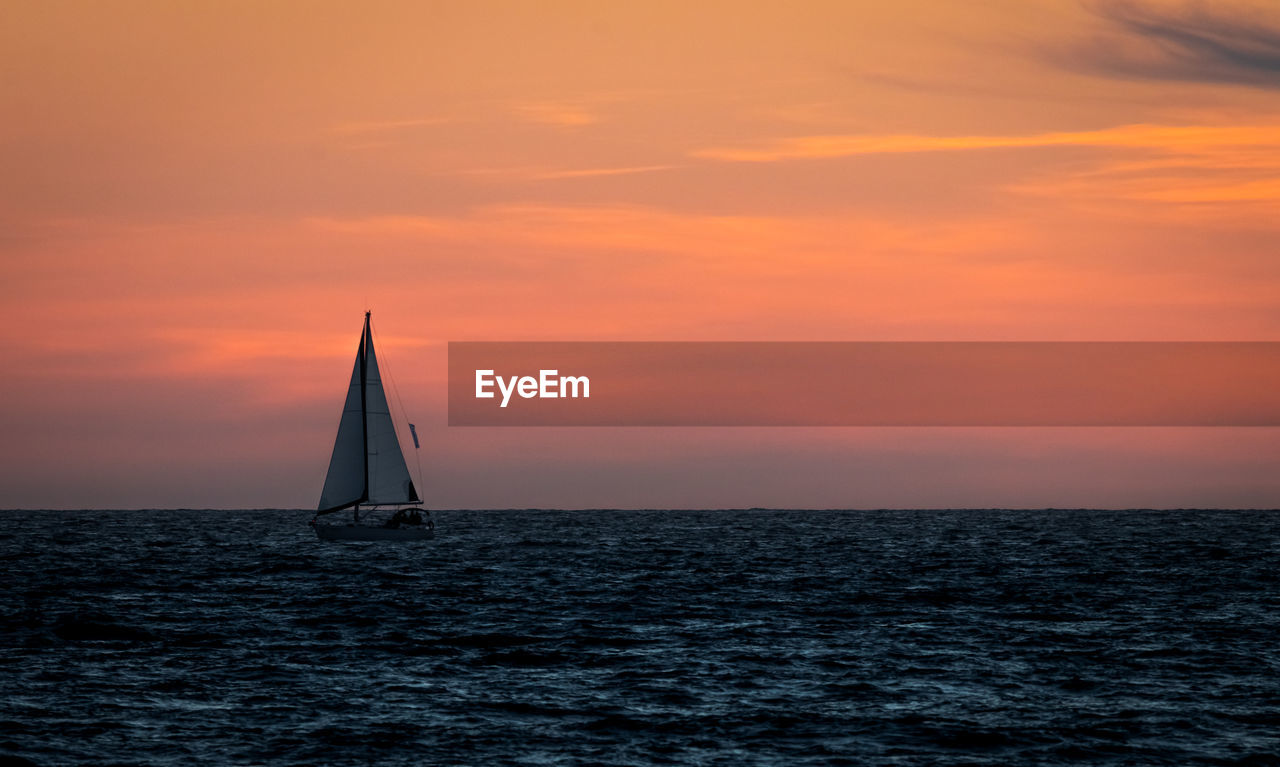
[{"x1": 2, "y1": 1, "x2": 1278, "y2": 509}]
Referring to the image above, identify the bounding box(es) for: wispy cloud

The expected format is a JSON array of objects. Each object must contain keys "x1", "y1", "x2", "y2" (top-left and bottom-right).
[
  {"x1": 691, "y1": 123, "x2": 1280, "y2": 163},
  {"x1": 1012, "y1": 153, "x2": 1280, "y2": 210},
  {"x1": 692, "y1": 121, "x2": 1280, "y2": 211},
  {"x1": 332, "y1": 117, "x2": 453, "y2": 136},
  {"x1": 439, "y1": 164, "x2": 678, "y2": 181},
  {"x1": 1064, "y1": 0, "x2": 1280, "y2": 88},
  {"x1": 512, "y1": 101, "x2": 599, "y2": 127},
  {"x1": 532, "y1": 164, "x2": 677, "y2": 180}
]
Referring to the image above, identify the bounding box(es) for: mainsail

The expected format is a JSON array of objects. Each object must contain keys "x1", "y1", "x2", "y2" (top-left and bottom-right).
[{"x1": 318, "y1": 312, "x2": 419, "y2": 512}]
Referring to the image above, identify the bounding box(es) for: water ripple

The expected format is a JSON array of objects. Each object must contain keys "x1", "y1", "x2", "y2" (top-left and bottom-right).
[{"x1": 1, "y1": 509, "x2": 1278, "y2": 765}]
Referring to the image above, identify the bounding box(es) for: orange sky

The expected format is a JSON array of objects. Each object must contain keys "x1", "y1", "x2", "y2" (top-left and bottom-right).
[{"x1": 2, "y1": 1, "x2": 1278, "y2": 509}]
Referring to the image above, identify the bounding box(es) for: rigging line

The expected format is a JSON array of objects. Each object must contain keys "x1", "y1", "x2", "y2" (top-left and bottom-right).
[{"x1": 368, "y1": 314, "x2": 426, "y2": 501}]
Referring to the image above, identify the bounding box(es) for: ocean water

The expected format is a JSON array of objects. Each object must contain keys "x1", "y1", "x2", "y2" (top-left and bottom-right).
[{"x1": 1, "y1": 509, "x2": 1278, "y2": 766}]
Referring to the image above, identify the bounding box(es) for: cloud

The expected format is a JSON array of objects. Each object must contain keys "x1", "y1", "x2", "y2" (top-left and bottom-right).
[
  {"x1": 512, "y1": 101, "x2": 599, "y2": 127},
  {"x1": 691, "y1": 121, "x2": 1280, "y2": 212},
  {"x1": 531, "y1": 165, "x2": 677, "y2": 180},
  {"x1": 332, "y1": 117, "x2": 453, "y2": 135},
  {"x1": 442, "y1": 164, "x2": 678, "y2": 181},
  {"x1": 1068, "y1": 0, "x2": 1280, "y2": 88},
  {"x1": 691, "y1": 123, "x2": 1280, "y2": 163}
]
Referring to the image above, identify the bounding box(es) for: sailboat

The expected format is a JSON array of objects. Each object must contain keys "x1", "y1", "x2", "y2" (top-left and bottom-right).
[{"x1": 310, "y1": 311, "x2": 434, "y2": 541}]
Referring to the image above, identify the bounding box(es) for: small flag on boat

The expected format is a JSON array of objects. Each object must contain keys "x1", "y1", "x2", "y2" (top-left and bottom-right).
[{"x1": 409, "y1": 423, "x2": 420, "y2": 448}]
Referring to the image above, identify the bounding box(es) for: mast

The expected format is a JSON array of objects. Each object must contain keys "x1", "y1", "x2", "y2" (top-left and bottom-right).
[{"x1": 356, "y1": 311, "x2": 370, "y2": 522}]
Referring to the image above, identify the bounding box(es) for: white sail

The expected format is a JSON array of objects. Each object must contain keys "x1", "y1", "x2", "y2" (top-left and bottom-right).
[
  {"x1": 363, "y1": 329, "x2": 418, "y2": 505},
  {"x1": 317, "y1": 315, "x2": 419, "y2": 511}
]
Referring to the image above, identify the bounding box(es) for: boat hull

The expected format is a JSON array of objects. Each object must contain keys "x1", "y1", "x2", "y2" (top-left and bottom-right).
[{"x1": 314, "y1": 524, "x2": 435, "y2": 542}]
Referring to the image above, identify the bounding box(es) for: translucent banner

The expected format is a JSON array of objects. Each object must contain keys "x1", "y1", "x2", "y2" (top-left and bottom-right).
[{"x1": 447, "y1": 342, "x2": 1280, "y2": 426}]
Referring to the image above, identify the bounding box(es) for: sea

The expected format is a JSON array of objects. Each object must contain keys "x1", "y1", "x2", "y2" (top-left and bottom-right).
[{"x1": 1, "y1": 509, "x2": 1278, "y2": 766}]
